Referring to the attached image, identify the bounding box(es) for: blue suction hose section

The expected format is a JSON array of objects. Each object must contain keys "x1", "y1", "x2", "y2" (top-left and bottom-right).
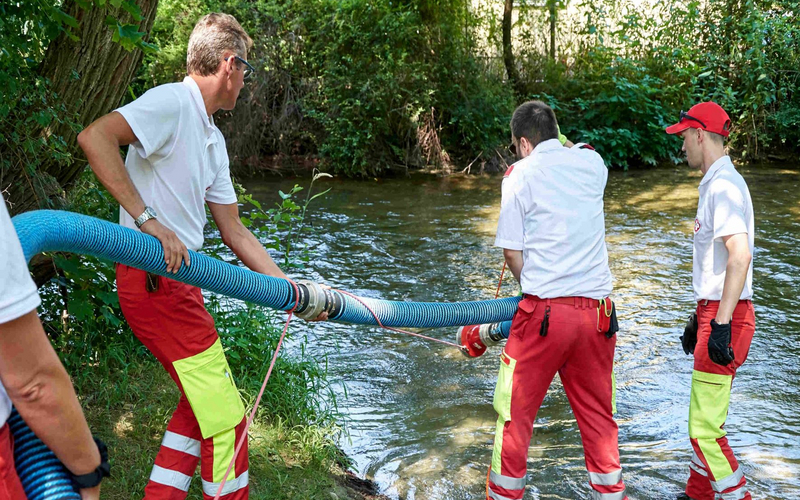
[
  {"x1": 7, "y1": 410, "x2": 80, "y2": 500},
  {"x1": 10, "y1": 210, "x2": 521, "y2": 499},
  {"x1": 13, "y1": 211, "x2": 520, "y2": 328}
]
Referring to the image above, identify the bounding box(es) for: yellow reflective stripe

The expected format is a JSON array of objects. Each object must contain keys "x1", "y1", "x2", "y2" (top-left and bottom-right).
[
  {"x1": 493, "y1": 350, "x2": 516, "y2": 422},
  {"x1": 149, "y1": 465, "x2": 192, "y2": 491},
  {"x1": 202, "y1": 471, "x2": 249, "y2": 497},
  {"x1": 212, "y1": 427, "x2": 237, "y2": 483},
  {"x1": 491, "y1": 416, "x2": 506, "y2": 476},
  {"x1": 611, "y1": 369, "x2": 617, "y2": 415},
  {"x1": 689, "y1": 370, "x2": 734, "y2": 480}
]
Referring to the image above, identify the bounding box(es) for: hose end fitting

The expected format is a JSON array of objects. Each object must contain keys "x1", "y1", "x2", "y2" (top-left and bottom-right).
[
  {"x1": 295, "y1": 280, "x2": 325, "y2": 320},
  {"x1": 457, "y1": 323, "x2": 504, "y2": 358}
]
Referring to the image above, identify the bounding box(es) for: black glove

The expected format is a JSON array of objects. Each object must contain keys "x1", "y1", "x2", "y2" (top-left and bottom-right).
[
  {"x1": 708, "y1": 319, "x2": 735, "y2": 366},
  {"x1": 680, "y1": 313, "x2": 698, "y2": 355}
]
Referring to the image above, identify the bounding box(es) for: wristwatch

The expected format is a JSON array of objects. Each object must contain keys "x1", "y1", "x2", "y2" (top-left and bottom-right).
[
  {"x1": 134, "y1": 206, "x2": 158, "y2": 228},
  {"x1": 68, "y1": 437, "x2": 111, "y2": 489}
]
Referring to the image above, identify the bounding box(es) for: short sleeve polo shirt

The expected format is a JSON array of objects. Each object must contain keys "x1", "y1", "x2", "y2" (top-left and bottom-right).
[
  {"x1": 115, "y1": 76, "x2": 238, "y2": 251},
  {"x1": 693, "y1": 156, "x2": 754, "y2": 301},
  {"x1": 495, "y1": 139, "x2": 613, "y2": 299}
]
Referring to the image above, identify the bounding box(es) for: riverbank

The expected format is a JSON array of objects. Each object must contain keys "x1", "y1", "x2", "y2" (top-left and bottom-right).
[{"x1": 77, "y1": 358, "x2": 388, "y2": 500}]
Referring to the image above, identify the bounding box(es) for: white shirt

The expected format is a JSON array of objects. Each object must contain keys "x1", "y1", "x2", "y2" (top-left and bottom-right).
[
  {"x1": 693, "y1": 156, "x2": 754, "y2": 301},
  {"x1": 495, "y1": 139, "x2": 613, "y2": 299},
  {"x1": 1, "y1": 193, "x2": 42, "y2": 425},
  {"x1": 115, "y1": 77, "x2": 238, "y2": 251}
]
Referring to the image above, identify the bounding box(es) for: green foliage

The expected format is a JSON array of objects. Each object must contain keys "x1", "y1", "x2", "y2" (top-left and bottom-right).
[
  {"x1": 517, "y1": 0, "x2": 800, "y2": 167},
  {"x1": 140, "y1": 0, "x2": 515, "y2": 176}
]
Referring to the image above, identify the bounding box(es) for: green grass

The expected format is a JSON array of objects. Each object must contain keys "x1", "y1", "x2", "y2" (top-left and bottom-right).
[{"x1": 73, "y1": 358, "x2": 375, "y2": 500}]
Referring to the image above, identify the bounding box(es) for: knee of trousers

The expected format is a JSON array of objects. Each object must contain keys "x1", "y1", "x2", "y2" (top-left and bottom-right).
[{"x1": 172, "y1": 338, "x2": 246, "y2": 439}]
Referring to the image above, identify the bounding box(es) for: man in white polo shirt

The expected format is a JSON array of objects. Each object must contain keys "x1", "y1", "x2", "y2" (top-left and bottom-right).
[
  {"x1": 666, "y1": 102, "x2": 755, "y2": 500},
  {"x1": 487, "y1": 100, "x2": 626, "y2": 500},
  {"x1": 0, "y1": 193, "x2": 106, "y2": 499},
  {"x1": 78, "y1": 12, "x2": 325, "y2": 500}
]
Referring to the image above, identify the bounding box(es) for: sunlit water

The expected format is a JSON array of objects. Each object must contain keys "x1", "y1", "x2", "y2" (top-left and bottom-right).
[{"x1": 242, "y1": 165, "x2": 800, "y2": 500}]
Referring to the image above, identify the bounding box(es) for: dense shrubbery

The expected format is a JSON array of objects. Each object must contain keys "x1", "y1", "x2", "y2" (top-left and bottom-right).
[{"x1": 516, "y1": 0, "x2": 800, "y2": 167}]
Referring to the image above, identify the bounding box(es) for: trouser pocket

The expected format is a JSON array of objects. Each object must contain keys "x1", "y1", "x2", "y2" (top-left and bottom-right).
[
  {"x1": 493, "y1": 350, "x2": 517, "y2": 422},
  {"x1": 173, "y1": 338, "x2": 245, "y2": 439}
]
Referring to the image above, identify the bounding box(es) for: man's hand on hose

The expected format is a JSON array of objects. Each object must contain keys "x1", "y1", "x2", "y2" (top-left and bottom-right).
[
  {"x1": 680, "y1": 313, "x2": 698, "y2": 355},
  {"x1": 708, "y1": 319, "x2": 735, "y2": 366},
  {"x1": 140, "y1": 219, "x2": 190, "y2": 273},
  {"x1": 305, "y1": 283, "x2": 330, "y2": 322}
]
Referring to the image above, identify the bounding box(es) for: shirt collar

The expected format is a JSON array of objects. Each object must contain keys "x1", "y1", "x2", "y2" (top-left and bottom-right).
[
  {"x1": 182, "y1": 76, "x2": 215, "y2": 130},
  {"x1": 699, "y1": 155, "x2": 733, "y2": 186},
  {"x1": 531, "y1": 138, "x2": 563, "y2": 156}
]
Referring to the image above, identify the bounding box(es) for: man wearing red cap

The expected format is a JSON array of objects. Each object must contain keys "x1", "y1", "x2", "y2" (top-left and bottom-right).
[{"x1": 666, "y1": 102, "x2": 755, "y2": 500}]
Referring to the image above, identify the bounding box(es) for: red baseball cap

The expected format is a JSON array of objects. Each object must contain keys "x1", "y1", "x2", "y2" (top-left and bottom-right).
[{"x1": 665, "y1": 101, "x2": 731, "y2": 137}]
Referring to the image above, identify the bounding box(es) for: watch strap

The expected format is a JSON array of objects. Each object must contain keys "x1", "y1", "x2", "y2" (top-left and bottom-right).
[{"x1": 68, "y1": 437, "x2": 110, "y2": 489}]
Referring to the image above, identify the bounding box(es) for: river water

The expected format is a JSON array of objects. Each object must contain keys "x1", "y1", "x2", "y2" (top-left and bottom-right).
[{"x1": 243, "y1": 165, "x2": 800, "y2": 500}]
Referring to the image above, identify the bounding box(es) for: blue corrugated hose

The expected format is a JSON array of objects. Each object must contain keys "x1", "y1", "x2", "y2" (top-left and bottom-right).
[{"x1": 10, "y1": 209, "x2": 520, "y2": 498}]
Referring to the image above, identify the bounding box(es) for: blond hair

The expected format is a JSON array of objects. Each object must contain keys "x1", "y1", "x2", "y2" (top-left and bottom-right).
[{"x1": 186, "y1": 13, "x2": 253, "y2": 76}]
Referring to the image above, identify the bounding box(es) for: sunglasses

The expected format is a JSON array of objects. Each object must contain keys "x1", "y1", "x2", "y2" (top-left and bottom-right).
[
  {"x1": 509, "y1": 141, "x2": 518, "y2": 156},
  {"x1": 680, "y1": 111, "x2": 707, "y2": 129},
  {"x1": 224, "y1": 55, "x2": 255, "y2": 80}
]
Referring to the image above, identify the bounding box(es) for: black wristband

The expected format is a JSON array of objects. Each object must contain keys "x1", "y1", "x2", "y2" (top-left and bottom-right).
[{"x1": 68, "y1": 437, "x2": 111, "y2": 489}]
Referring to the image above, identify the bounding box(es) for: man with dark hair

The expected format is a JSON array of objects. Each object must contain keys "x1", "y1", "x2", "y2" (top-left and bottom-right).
[
  {"x1": 487, "y1": 100, "x2": 627, "y2": 500},
  {"x1": 666, "y1": 102, "x2": 754, "y2": 500}
]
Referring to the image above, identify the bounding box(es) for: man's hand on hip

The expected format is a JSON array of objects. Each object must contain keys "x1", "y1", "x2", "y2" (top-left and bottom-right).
[{"x1": 140, "y1": 219, "x2": 190, "y2": 273}]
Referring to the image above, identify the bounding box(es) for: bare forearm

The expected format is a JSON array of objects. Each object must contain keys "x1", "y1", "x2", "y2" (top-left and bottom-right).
[
  {"x1": 503, "y1": 249, "x2": 524, "y2": 284},
  {"x1": 229, "y1": 229, "x2": 288, "y2": 279},
  {"x1": 0, "y1": 312, "x2": 99, "y2": 475},
  {"x1": 716, "y1": 256, "x2": 750, "y2": 323}
]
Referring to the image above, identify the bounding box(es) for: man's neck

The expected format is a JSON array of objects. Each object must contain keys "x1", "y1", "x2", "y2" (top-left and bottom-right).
[
  {"x1": 189, "y1": 74, "x2": 222, "y2": 117},
  {"x1": 701, "y1": 149, "x2": 726, "y2": 175}
]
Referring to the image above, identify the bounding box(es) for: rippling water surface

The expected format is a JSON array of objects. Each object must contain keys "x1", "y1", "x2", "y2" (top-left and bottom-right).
[{"x1": 243, "y1": 165, "x2": 800, "y2": 500}]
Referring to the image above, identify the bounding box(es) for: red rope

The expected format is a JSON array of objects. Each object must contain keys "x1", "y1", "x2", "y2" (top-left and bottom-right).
[
  {"x1": 334, "y1": 289, "x2": 463, "y2": 348},
  {"x1": 494, "y1": 261, "x2": 507, "y2": 299},
  {"x1": 213, "y1": 280, "x2": 301, "y2": 500}
]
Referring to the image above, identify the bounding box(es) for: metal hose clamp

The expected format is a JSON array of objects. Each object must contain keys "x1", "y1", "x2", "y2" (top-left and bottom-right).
[{"x1": 295, "y1": 280, "x2": 325, "y2": 320}]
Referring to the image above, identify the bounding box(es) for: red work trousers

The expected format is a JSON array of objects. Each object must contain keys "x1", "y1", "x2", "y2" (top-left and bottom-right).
[
  {"x1": 685, "y1": 300, "x2": 755, "y2": 500},
  {"x1": 487, "y1": 295, "x2": 626, "y2": 500},
  {"x1": 0, "y1": 423, "x2": 25, "y2": 500},
  {"x1": 117, "y1": 265, "x2": 248, "y2": 500}
]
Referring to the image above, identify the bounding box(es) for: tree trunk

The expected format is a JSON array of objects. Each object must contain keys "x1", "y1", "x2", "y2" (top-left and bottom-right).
[
  {"x1": 549, "y1": 0, "x2": 556, "y2": 61},
  {"x1": 502, "y1": 0, "x2": 525, "y2": 97},
  {"x1": 4, "y1": 0, "x2": 158, "y2": 215}
]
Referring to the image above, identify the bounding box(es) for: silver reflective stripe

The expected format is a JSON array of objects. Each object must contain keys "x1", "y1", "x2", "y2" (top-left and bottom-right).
[
  {"x1": 488, "y1": 490, "x2": 519, "y2": 500},
  {"x1": 692, "y1": 450, "x2": 705, "y2": 468},
  {"x1": 591, "y1": 489, "x2": 627, "y2": 500},
  {"x1": 162, "y1": 431, "x2": 201, "y2": 458},
  {"x1": 489, "y1": 470, "x2": 526, "y2": 490},
  {"x1": 710, "y1": 467, "x2": 744, "y2": 492},
  {"x1": 202, "y1": 471, "x2": 249, "y2": 497},
  {"x1": 588, "y1": 470, "x2": 622, "y2": 486},
  {"x1": 689, "y1": 461, "x2": 709, "y2": 477},
  {"x1": 149, "y1": 465, "x2": 192, "y2": 491},
  {"x1": 716, "y1": 485, "x2": 748, "y2": 500}
]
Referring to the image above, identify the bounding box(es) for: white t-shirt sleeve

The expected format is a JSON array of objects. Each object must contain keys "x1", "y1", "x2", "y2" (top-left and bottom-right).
[
  {"x1": 712, "y1": 181, "x2": 748, "y2": 240},
  {"x1": 495, "y1": 179, "x2": 525, "y2": 251},
  {"x1": 115, "y1": 85, "x2": 182, "y2": 160},
  {"x1": 0, "y1": 197, "x2": 41, "y2": 324},
  {"x1": 205, "y1": 162, "x2": 238, "y2": 205}
]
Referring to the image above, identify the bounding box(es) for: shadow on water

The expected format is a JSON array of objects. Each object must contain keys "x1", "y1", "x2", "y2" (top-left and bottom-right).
[{"x1": 242, "y1": 164, "x2": 800, "y2": 500}]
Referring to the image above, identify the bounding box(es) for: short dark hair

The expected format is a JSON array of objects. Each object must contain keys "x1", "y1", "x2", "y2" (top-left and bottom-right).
[
  {"x1": 706, "y1": 131, "x2": 725, "y2": 146},
  {"x1": 510, "y1": 100, "x2": 559, "y2": 148}
]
